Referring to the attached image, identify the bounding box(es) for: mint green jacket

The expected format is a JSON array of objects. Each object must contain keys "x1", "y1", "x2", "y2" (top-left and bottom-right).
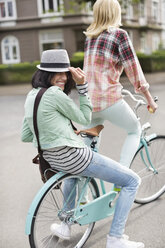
[{"x1": 21, "y1": 86, "x2": 92, "y2": 149}]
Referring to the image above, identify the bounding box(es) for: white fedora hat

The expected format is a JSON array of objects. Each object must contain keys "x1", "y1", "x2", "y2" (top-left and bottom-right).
[{"x1": 37, "y1": 49, "x2": 70, "y2": 72}]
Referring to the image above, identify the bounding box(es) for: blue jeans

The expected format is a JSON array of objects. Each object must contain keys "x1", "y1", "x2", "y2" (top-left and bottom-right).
[{"x1": 63, "y1": 151, "x2": 141, "y2": 237}]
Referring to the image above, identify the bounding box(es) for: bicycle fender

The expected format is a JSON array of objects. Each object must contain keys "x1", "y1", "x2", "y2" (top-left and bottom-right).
[{"x1": 25, "y1": 172, "x2": 65, "y2": 235}]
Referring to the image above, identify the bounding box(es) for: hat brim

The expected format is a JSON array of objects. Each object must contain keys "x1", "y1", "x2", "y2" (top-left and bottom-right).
[{"x1": 37, "y1": 65, "x2": 69, "y2": 72}]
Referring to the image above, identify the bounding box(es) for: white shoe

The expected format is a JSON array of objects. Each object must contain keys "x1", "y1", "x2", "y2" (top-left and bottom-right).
[
  {"x1": 122, "y1": 234, "x2": 129, "y2": 240},
  {"x1": 106, "y1": 235, "x2": 145, "y2": 248},
  {"x1": 50, "y1": 222, "x2": 71, "y2": 240}
]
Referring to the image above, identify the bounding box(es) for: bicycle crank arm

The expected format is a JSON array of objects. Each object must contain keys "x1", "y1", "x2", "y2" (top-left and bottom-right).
[{"x1": 74, "y1": 191, "x2": 117, "y2": 225}]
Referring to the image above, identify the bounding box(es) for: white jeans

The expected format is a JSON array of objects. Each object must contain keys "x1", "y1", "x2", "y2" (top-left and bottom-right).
[{"x1": 84, "y1": 99, "x2": 141, "y2": 168}]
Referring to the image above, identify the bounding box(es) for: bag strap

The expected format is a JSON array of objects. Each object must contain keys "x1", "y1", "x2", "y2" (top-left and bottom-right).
[
  {"x1": 70, "y1": 120, "x2": 77, "y2": 131},
  {"x1": 33, "y1": 88, "x2": 47, "y2": 153}
]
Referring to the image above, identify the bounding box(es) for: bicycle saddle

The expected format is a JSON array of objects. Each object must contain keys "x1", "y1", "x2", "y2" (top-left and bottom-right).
[{"x1": 77, "y1": 125, "x2": 104, "y2": 137}]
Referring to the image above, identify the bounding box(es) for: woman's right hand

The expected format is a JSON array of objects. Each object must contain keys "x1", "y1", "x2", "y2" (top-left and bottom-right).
[
  {"x1": 142, "y1": 89, "x2": 158, "y2": 113},
  {"x1": 147, "y1": 98, "x2": 158, "y2": 113},
  {"x1": 69, "y1": 67, "x2": 86, "y2": 85}
]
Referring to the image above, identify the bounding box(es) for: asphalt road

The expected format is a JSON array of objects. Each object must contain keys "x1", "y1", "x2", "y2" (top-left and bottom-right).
[{"x1": 0, "y1": 81, "x2": 165, "y2": 248}]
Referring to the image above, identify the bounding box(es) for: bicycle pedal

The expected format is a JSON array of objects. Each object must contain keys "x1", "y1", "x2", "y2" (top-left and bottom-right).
[
  {"x1": 80, "y1": 202, "x2": 88, "y2": 205},
  {"x1": 113, "y1": 187, "x2": 121, "y2": 192}
]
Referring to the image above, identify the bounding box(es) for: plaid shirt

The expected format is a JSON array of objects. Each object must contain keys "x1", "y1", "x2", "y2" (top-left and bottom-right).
[{"x1": 83, "y1": 27, "x2": 149, "y2": 112}]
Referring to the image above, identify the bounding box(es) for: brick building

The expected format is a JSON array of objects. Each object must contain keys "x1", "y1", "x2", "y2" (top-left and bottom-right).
[{"x1": 0, "y1": 0, "x2": 165, "y2": 64}]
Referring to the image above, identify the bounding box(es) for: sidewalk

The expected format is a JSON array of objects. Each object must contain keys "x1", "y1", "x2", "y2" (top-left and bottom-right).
[{"x1": 0, "y1": 71, "x2": 164, "y2": 96}]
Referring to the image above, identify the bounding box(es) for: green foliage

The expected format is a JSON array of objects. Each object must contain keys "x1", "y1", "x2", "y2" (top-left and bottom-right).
[
  {"x1": 0, "y1": 62, "x2": 39, "y2": 85},
  {"x1": 66, "y1": 0, "x2": 90, "y2": 14},
  {"x1": 71, "y1": 51, "x2": 84, "y2": 60},
  {"x1": 152, "y1": 50, "x2": 165, "y2": 57},
  {"x1": 77, "y1": 0, "x2": 95, "y2": 5},
  {"x1": 70, "y1": 52, "x2": 84, "y2": 68},
  {"x1": 136, "y1": 51, "x2": 165, "y2": 72}
]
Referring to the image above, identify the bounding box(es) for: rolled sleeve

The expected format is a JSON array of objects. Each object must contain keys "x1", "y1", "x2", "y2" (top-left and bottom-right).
[{"x1": 119, "y1": 30, "x2": 149, "y2": 93}]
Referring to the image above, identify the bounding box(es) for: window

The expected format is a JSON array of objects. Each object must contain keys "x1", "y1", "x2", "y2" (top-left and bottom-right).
[
  {"x1": 152, "y1": 0, "x2": 159, "y2": 22},
  {"x1": 0, "y1": 0, "x2": 16, "y2": 20},
  {"x1": 162, "y1": 31, "x2": 165, "y2": 49},
  {"x1": 139, "y1": 0, "x2": 147, "y2": 26},
  {"x1": 122, "y1": 0, "x2": 133, "y2": 20},
  {"x1": 140, "y1": 32, "x2": 147, "y2": 53},
  {"x1": 1, "y1": 36, "x2": 20, "y2": 64},
  {"x1": 39, "y1": 30, "x2": 64, "y2": 54},
  {"x1": 152, "y1": 34, "x2": 160, "y2": 51},
  {"x1": 139, "y1": 1, "x2": 145, "y2": 18},
  {"x1": 162, "y1": 0, "x2": 165, "y2": 24},
  {"x1": 38, "y1": 0, "x2": 64, "y2": 16}
]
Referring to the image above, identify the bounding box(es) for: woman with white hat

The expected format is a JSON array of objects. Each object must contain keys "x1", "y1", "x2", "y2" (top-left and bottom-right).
[{"x1": 21, "y1": 49, "x2": 143, "y2": 248}]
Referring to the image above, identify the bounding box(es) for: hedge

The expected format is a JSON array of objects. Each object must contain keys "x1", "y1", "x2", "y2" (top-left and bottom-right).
[
  {"x1": 0, "y1": 51, "x2": 165, "y2": 85},
  {"x1": 0, "y1": 61, "x2": 39, "y2": 85},
  {"x1": 137, "y1": 52, "x2": 165, "y2": 72}
]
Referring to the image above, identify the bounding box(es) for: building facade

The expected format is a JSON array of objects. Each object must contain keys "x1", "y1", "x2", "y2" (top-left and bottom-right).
[
  {"x1": 122, "y1": 0, "x2": 165, "y2": 54},
  {"x1": 0, "y1": 0, "x2": 165, "y2": 65}
]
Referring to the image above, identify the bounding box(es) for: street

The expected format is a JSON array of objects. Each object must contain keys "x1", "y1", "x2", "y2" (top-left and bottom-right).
[{"x1": 0, "y1": 80, "x2": 165, "y2": 248}]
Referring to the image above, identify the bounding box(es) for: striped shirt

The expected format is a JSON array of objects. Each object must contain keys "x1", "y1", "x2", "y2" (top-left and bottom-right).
[
  {"x1": 43, "y1": 146, "x2": 93, "y2": 174},
  {"x1": 43, "y1": 82, "x2": 93, "y2": 174},
  {"x1": 83, "y1": 27, "x2": 149, "y2": 112}
]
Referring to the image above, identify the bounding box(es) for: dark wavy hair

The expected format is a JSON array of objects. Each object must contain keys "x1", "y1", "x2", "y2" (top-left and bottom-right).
[{"x1": 31, "y1": 70, "x2": 75, "y2": 95}]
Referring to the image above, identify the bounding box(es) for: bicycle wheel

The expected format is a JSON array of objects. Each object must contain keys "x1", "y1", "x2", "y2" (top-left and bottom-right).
[
  {"x1": 29, "y1": 174, "x2": 99, "y2": 248},
  {"x1": 131, "y1": 135, "x2": 165, "y2": 204}
]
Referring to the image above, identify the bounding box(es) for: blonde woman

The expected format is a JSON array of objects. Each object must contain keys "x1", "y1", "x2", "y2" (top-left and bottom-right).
[
  {"x1": 83, "y1": 0, "x2": 157, "y2": 174},
  {"x1": 83, "y1": 0, "x2": 157, "y2": 247}
]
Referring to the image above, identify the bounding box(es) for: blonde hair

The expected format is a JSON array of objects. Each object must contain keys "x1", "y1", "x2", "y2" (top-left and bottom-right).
[{"x1": 84, "y1": 0, "x2": 122, "y2": 38}]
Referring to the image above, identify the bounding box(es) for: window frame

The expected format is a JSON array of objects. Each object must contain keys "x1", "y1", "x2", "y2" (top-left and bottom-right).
[
  {"x1": 1, "y1": 35, "x2": 20, "y2": 64},
  {"x1": 37, "y1": 0, "x2": 64, "y2": 17},
  {"x1": 152, "y1": 0, "x2": 159, "y2": 22},
  {"x1": 161, "y1": 0, "x2": 165, "y2": 24},
  {"x1": 152, "y1": 33, "x2": 160, "y2": 51},
  {"x1": 0, "y1": 0, "x2": 17, "y2": 21}
]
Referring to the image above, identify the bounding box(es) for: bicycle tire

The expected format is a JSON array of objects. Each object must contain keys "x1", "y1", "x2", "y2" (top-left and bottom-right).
[
  {"x1": 131, "y1": 135, "x2": 165, "y2": 204},
  {"x1": 29, "y1": 174, "x2": 99, "y2": 248}
]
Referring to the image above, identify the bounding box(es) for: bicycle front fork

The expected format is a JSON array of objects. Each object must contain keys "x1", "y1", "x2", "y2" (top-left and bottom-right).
[{"x1": 140, "y1": 137, "x2": 158, "y2": 174}]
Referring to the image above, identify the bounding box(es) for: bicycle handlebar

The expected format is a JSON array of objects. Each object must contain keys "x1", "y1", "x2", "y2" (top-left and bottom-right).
[
  {"x1": 122, "y1": 89, "x2": 158, "y2": 118},
  {"x1": 122, "y1": 89, "x2": 146, "y2": 115},
  {"x1": 122, "y1": 89, "x2": 145, "y2": 103}
]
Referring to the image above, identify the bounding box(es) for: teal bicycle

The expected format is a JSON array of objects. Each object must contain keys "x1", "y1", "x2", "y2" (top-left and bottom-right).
[
  {"x1": 25, "y1": 90, "x2": 165, "y2": 248},
  {"x1": 122, "y1": 89, "x2": 165, "y2": 204}
]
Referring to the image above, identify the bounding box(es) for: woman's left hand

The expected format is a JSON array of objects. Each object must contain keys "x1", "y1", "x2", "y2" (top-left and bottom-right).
[{"x1": 69, "y1": 67, "x2": 85, "y2": 85}]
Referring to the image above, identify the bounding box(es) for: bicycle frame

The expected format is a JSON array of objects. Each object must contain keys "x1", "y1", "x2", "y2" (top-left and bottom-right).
[
  {"x1": 138, "y1": 133, "x2": 158, "y2": 173},
  {"x1": 73, "y1": 190, "x2": 117, "y2": 225},
  {"x1": 122, "y1": 89, "x2": 159, "y2": 173}
]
